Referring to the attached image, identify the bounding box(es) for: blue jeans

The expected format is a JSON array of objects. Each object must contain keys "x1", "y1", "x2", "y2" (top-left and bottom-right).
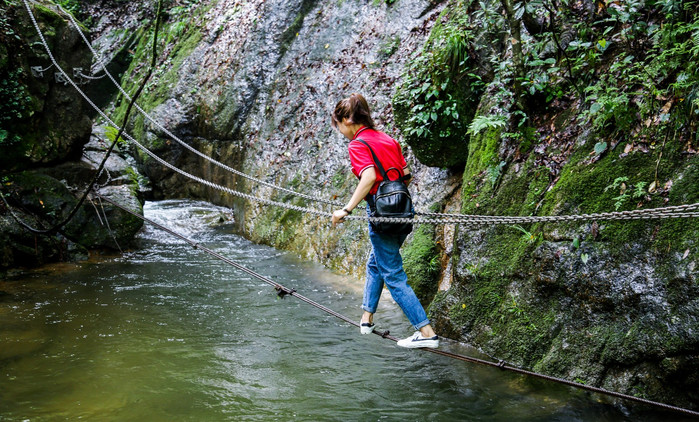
[{"x1": 362, "y1": 218, "x2": 430, "y2": 331}]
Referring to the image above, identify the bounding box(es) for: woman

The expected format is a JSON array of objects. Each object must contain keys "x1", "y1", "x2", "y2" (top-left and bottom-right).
[{"x1": 330, "y1": 93, "x2": 439, "y2": 349}]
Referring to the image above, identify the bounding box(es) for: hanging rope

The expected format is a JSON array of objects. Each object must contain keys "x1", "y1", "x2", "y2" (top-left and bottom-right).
[
  {"x1": 14, "y1": 4, "x2": 699, "y2": 416},
  {"x1": 22, "y1": 0, "x2": 699, "y2": 231},
  {"x1": 92, "y1": 190, "x2": 699, "y2": 419},
  {"x1": 57, "y1": 4, "x2": 344, "y2": 210},
  {"x1": 58, "y1": 4, "x2": 699, "y2": 224},
  {"x1": 76, "y1": 70, "x2": 108, "y2": 80},
  {"x1": 13, "y1": 0, "x2": 163, "y2": 236}
]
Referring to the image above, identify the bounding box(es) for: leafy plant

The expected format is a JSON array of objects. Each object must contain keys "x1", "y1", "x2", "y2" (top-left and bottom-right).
[
  {"x1": 604, "y1": 177, "x2": 649, "y2": 210},
  {"x1": 501, "y1": 293, "x2": 537, "y2": 331},
  {"x1": 487, "y1": 160, "x2": 506, "y2": 185},
  {"x1": 104, "y1": 125, "x2": 127, "y2": 146},
  {"x1": 593, "y1": 141, "x2": 607, "y2": 155},
  {"x1": 0, "y1": 68, "x2": 33, "y2": 124},
  {"x1": 392, "y1": 0, "x2": 484, "y2": 167},
  {"x1": 468, "y1": 114, "x2": 507, "y2": 135},
  {"x1": 510, "y1": 224, "x2": 540, "y2": 244}
]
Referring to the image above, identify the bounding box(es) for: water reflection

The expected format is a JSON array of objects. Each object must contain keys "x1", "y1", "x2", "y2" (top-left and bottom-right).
[{"x1": 0, "y1": 200, "x2": 687, "y2": 421}]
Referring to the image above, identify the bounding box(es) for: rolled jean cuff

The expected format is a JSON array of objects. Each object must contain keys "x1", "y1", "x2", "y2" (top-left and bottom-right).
[
  {"x1": 414, "y1": 318, "x2": 431, "y2": 331},
  {"x1": 362, "y1": 305, "x2": 377, "y2": 314}
]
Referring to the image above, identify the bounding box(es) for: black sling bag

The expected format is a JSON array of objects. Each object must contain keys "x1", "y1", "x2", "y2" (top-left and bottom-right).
[{"x1": 356, "y1": 139, "x2": 414, "y2": 235}]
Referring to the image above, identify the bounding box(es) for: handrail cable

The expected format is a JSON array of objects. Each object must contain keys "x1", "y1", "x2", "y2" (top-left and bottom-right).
[
  {"x1": 58, "y1": 4, "x2": 699, "y2": 223},
  {"x1": 58, "y1": 3, "x2": 343, "y2": 210},
  {"x1": 93, "y1": 190, "x2": 699, "y2": 419},
  {"x1": 11, "y1": 0, "x2": 162, "y2": 236},
  {"x1": 26, "y1": 1, "x2": 699, "y2": 230},
  {"x1": 77, "y1": 70, "x2": 108, "y2": 80},
  {"x1": 17, "y1": 4, "x2": 699, "y2": 415}
]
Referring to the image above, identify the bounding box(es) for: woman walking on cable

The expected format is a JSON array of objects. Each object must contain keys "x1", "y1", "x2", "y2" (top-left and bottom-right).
[{"x1": 330, "y1": 93, "x2": 439, "y2": 349}]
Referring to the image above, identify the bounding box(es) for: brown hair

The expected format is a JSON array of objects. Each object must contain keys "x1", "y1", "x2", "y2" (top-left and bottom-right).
[{"x1": 331, "y1": 93, "x2": 375, "y2": 129}]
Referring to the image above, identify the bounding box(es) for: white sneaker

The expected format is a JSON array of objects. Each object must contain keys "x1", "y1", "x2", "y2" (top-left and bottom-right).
[
  {"x1": 396, "y1": 332, "x2": 439, "y2": 349},
  {"x1": 360, "y1": 322, "x2": 375, "y2": 335}
]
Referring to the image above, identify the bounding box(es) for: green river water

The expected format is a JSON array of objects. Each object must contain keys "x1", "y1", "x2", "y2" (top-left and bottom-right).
[{"x1": 0, "y1": 200, "x2": 687, "y2": 421}]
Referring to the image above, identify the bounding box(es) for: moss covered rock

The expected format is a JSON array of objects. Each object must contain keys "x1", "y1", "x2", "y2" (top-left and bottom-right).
[
  {"x1": 431, "y1": 102, "x2": 699, "y2": 407},
  {"x1": 0, "y1": 1, "x2": 92, "y2": 173}
]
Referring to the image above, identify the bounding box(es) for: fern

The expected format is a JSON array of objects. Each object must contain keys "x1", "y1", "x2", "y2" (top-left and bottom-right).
[{"x1": 468, "y1": 114, "x2": 507, "y2": 135}]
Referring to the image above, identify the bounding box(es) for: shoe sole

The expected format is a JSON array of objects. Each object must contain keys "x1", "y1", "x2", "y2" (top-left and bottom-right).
[{"x1": 396, "y1": 340, "x2": 440, "y2": 349}]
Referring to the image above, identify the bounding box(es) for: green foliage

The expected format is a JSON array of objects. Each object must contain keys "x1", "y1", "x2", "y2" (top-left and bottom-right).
[
  {"x1": 393, "y1": 0, "x2": 484, "y2": 167},
  {"x1": 462, "y1": 0, "x2": 699, "y2": 143},
  {"x1": 486, "y1": 160, "x2": 506, "y2": 185},
  {"x1": 104, "y1": 125, "x2": 127, "y2": 146},
  {"x1": 0, "y1": 68, "x2": 33, "y2": 131},
  {"x1": 468, "y1": 114, "x2": 507, "y2": 135},
  {"x1": 603, "y1": 176, "x2": 648, "y2": 210},
  {"x1": 501, "y1": 293, "x2": 537, "y2": 332},
  {"x1": 54, "y1": 0, "x2": 80, "y2": 15},
  {"x1": 578, "y1": 4, "x2": 698, "y2": 137},
  {"x1": 112, "y1": 5, "x2": 205, "y2": 143},
  {"x1": 593, "y1": 141, "x2": 607, "y2": 155},
  {"x1": 404, "y1": 224, "x2": 441, "y2": 305},
  {"x1": 510, "y1": 224, "x2": 541, "y2": 244}
]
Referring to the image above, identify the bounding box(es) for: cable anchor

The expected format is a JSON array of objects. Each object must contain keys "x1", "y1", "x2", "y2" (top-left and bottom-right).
[
  {"x1": 54, "y1": 72, "x2": 68, "y2": 85},
  {"x1": 31, "y1": 66, "x2": 45, "y2": 78},
  {"x1": 73, "y1": 67, "x2": 86, "y2": 85}
]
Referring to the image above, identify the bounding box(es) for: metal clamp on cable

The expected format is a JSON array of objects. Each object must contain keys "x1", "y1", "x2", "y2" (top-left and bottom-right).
[{"x1": 275, "y1": 286, "x2": 296, "y2": 299}]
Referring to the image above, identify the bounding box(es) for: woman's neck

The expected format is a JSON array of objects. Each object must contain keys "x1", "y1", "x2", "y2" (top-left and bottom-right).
[{"x1": 351, "y1": 125, "x2": 368, "y2": 139}]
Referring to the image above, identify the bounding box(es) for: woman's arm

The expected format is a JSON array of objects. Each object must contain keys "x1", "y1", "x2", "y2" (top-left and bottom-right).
[
  {"x1": 403, "y1": 167, "x2": 411, "y2": 186},
  {"x1": 332, "y1": 167, "x2": 377, "y2": 227}
]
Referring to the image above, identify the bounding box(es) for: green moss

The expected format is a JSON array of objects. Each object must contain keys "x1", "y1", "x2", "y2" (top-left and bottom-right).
[
  {"x1": 403, "y1": 223, "x2": 440, "y2": 305},
  {"x1": 252, "y1": 198, "x2": 306, "y2": 249},
  {"x1": 279, "y1": 0, "x2": 316, "y2": 58},
  {"x1": 536, "y1": 140, "x2": 698, "y2": 252},
  {"x1": 33, "y1": 4, "x2": 66, "y2": 30},
  {"x1": 392, "y1": 1, "x2": 481, "y2": 168},
  {"x1": 112, "y1": 17, "x2": 203, "y2": 157}
]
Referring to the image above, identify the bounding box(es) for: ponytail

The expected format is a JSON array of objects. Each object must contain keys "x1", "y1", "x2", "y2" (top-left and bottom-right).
[{"x1": 331, "y1": 93, "x2": 375, "y2": 129}]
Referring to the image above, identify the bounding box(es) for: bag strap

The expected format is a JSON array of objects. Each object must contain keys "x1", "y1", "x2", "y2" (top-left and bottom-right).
[{"x1": 355, "y1": 139, "x2": 389, "y2": 181}]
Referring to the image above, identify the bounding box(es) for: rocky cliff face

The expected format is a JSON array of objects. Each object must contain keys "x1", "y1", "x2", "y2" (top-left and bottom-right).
[
  {"x1": 1, "y1": 0, "x2": 93, "y2": 171},
  {"x1": 0, "y1": 1, "x2": 145, "y2": 271},
  {"x1": 109, "y1": 0, "x2": 459, "y2": 277},
  {"x1": 74, "y1": 0, "x2": 698, "y2": 408}
]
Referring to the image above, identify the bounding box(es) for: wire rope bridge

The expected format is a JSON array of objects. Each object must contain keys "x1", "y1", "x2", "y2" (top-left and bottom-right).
[{"x1": 12, "y1": 0, "x2": 699, "y2": 418}]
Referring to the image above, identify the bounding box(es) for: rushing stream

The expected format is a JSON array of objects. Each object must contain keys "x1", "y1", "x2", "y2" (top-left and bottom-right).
[{"x1": 0, "y1": 200, "x2": 684, "y2": 421}]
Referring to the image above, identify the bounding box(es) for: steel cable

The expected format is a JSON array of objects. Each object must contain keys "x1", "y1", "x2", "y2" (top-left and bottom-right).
[
  {"x1": 27, "y1": 1, "x2": 699, "y2": 229},
  {"x1": 19, "y1": 4, "x2": 699, "y2": 415},
  {"x1": 58, "y1": 3, "x2": 699, "y2": 225},
  {"x1": 93, "y1": 190, "x2": 699, "y2": 419},
  {"x1": 77, "y1": 70, "x2": 108, "y2": 80},
  {"x1": 59, "y1": 3, "x2": 344, "y2": 209}
]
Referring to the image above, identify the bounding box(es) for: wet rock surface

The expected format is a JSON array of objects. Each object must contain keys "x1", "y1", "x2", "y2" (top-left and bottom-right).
[
  {"x1": 0, "y1": 2, "x2": 145, "y2": 272},
  {"x1": 16, "y1": 0, "x2": 697, "y2": 409}
]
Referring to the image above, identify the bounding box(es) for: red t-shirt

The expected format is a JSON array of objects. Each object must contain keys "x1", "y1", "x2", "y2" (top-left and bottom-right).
[{"x1": 348, "y1": 126, "x2": 408, "y2": 195}]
